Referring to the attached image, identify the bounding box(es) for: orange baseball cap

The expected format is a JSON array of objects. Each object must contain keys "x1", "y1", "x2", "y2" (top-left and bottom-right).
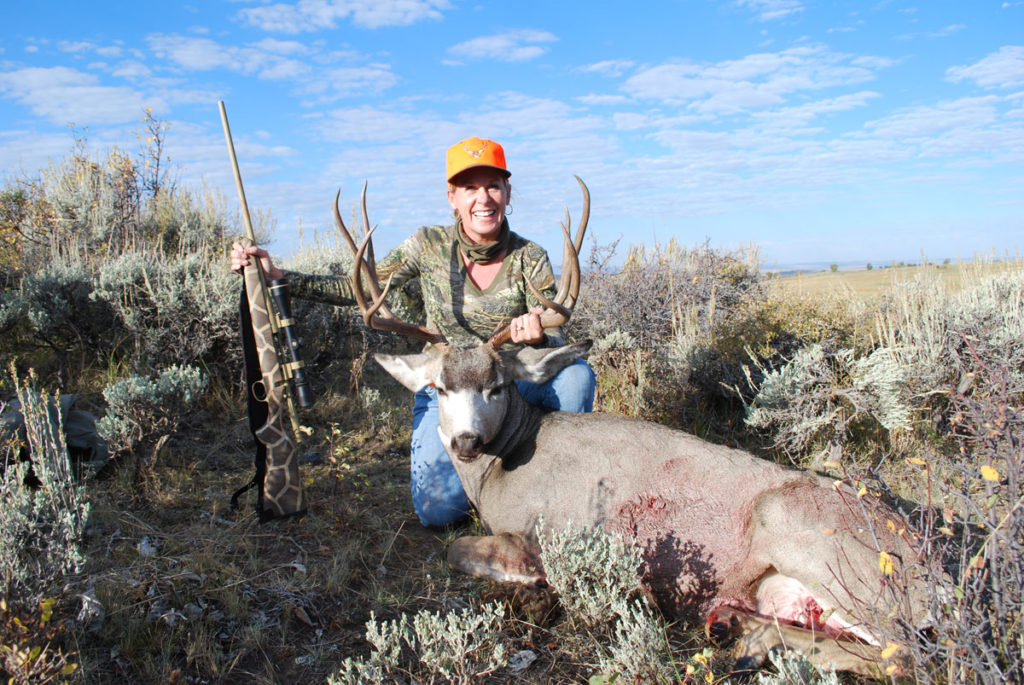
[{"x1": 446, "y1": 137, "x2": 510, "y2": 182}]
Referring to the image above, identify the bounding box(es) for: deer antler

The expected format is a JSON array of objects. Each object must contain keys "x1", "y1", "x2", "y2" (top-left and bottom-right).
[
  {"x1": 489, "y1": 175, "x2": 589, "y2": 348},
  {"x1": 333, "y1": 187, "x2": 447, "y2": 345}
]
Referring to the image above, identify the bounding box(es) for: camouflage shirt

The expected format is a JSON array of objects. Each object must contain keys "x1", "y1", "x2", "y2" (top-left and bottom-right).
[{"x1": 285, "y1": 224, "x2": 564, "y2": 347}]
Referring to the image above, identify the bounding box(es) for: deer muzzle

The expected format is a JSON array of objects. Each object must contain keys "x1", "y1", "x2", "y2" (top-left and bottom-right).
[{"x1": 451, "y1": 432, "x2": 483, "y2": 460}]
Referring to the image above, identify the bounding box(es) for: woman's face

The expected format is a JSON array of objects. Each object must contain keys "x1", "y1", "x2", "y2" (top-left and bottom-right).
[{"x1": 447, "y1": 167, "x2": 510, "y2": 244}]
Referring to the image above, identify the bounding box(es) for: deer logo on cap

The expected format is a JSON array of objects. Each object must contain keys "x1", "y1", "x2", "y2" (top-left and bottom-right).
[{"x1": 463, "y1": 139, "x2": 488, "y2": 158}]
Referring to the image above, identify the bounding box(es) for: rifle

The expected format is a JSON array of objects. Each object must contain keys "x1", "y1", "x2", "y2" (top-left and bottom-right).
[{"x1": 218, "y1": 101, "x2": 311, "y2": 522}]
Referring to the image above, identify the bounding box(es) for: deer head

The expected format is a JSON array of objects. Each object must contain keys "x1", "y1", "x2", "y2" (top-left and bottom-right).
[{"x1": 376, "y1": 341, "x2": 591, "y2": 459}]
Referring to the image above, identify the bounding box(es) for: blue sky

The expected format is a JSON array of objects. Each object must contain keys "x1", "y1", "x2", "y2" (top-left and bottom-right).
[{"x1": 2, "y1": 1, "x2": 1022, "y2": 268}]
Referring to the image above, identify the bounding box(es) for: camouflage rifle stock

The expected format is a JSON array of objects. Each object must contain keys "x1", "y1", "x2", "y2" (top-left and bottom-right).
[{"x1": 219, "y1": 101, "x2": 309, "y2": 522}]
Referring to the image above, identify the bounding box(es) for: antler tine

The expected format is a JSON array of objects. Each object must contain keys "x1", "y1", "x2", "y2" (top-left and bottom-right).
[
  {"x1": 336, "y1": 186, "x2": 446, "y2": 345},
  {"x1": 359, "y1": 182, "x2": 378, "y2": 283},
  {"x1": 333, "y1": 186, "x2": 379, "y2": 279},
  {"x1": 573, "y1": 174, "x2": 590, "y2": 254},
  {"x1": 543, "y1": 176, "x2": 588, "y2": 317},
  {"x1": 333, "y1": 188, "x2": 360, "y2": 256},
  {"x1": 551, "y1": 207, "x2": 575, "y2": 307},
  {"x1": 489, "y1": 176, "x2": 589, "y2": 349},
  {"x1": 563, "y1": 175, "x2": 590, "y2": 311},
  {"x1": 351, "y1": 225, "x2": 447, "y2": 344},
  {"x1": 333, "y1": 188, "x2": 386, "y2": 307}
]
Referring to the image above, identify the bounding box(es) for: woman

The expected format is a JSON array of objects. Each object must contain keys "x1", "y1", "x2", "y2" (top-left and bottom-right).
[{"x1": 231, "y1": 137, "x2": 596, "y2": 527}]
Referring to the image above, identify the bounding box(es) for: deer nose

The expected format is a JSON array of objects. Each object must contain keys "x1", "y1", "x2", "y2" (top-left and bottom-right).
[{"x1": 452, "y1": 432, "x2": 483, "y2": 459}]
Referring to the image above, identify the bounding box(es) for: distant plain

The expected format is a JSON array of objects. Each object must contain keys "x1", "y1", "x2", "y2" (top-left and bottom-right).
[{"x1": 770, "y1": 257, "x2": 1023, "y2": 300}]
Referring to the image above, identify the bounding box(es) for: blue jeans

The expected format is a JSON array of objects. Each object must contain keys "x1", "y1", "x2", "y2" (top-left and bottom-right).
[{"x1": 410, "y1": 357, "x2": 596, "y2": 527}]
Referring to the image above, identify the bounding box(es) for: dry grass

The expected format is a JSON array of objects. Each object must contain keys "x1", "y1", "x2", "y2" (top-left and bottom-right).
[
  {"x1": 770, "y1": 257, "x2": 1023, "y2": 301},
  {"x1": 70, "y1": 397, "x2": 460, "y2": 683}
]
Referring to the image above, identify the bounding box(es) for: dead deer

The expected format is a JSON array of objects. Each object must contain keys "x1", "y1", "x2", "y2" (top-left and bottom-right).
[{"x1": 334, "y1": 181, "x2": 936, "y2": 677}]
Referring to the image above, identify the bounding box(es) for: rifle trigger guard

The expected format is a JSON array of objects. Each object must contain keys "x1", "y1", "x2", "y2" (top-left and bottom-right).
[{"x1": 251, "y1": 380, "x2": 268, "y2": 402}]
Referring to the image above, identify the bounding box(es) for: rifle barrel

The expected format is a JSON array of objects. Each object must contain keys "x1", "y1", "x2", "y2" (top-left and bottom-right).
[{"x1": 218, "y1": 101, "x2": 258, "y2": 244}]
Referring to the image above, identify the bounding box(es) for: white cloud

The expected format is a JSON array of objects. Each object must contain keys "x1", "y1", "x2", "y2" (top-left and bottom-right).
[
  {"x1": 255, "y1": 58, "x2": 311, "y2": 80},
  {"x1": 611, "y1": 111, "x2": 707, "y2": 131},
  {"x1": 146, "y1": 34, "x2": 395, "y2": 97},
  {"x1": 316, "y1": 106, "x2": 451, "y2": 144},
  {"x1": 753, "y1": 90, "x2": 881, "y2": 125},
  {"x1": 0, "y1": 66, "x2": 155, "y2": 126},
  {"x1": 735, "y1": 0, "x2": 805, "y2": 22},
  {"x1": 947, "y1": 45, "x2": 1024, "y2": 90},
  {"x1": 579, "y1": 59, "x2": 635, "y2": 77},
  {"x1": 111, "y1": 60, "x2": 152, "y2": 81},
  {"x1": 577, "y1": 94, "x2": 631, "y2": 106},
  {"x1": 298, "y1": 65, "x2": 398, "y2": 99},
  {"x1": 58, "y1": 41, "x2": 95, "y2": 53},
  {"x1": 930, "y1": 24, "x2": 966, "y2": 38},
  {"x1": 448, "y1": 30, "x2": 558, "y2": 63},
  {"x1": 251, "y1": 38, "x2": 311, "y2": 56},
  {"x1": 148, "y1": 35, "x2": 243, "y2": 72},
  {"x1": 862, "y1": 96, "x2": 1001, "y2": 139},
  {"x1": 239, "y1": 0, "x2": 451, "y2": 33},
  {"x1": 622, "y1": 45, "x2": 885, "y2": 112},
  {"x1": 0, "y1": 130, "x2": 81, "y2": 177},
  {"x1": 57, "y1": 41, "x2": 123, "y2": 58}
]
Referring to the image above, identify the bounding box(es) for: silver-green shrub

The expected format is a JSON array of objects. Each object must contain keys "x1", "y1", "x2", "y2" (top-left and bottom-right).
[
  {"x1": 0, "y1": 375, "x2": 90, "y2": 607},
  {"x1": 754, "y1": 648, "x2": 841, "y2": 685},
  {"x1": 744, "y1": 345, "x2": 856, "y2": 458},
  {"x1": 93, "y1": 250, "x2": 238, "y2": 373},
  {"x1": 5, "y1": 263, "x2": 119, "y2": 370},
  {"x1": 537, "y1": 521, "x2": 645, "y2": 626},
  {"x1": 744, "y1": 342, "x2": 917, "y2": 462},
  {"x1": 746, "y1": 269, "x2": 1024, "y2": 464},
  {"x1": 31, "y1": 147, "x2": 141, "y2": 259},
  {"x1": 327, "y1": 602, "x2": 506, "y2": 684},
  {"x1": 597, "y1": 597, "x2": 675, "y2": 682},
  {"x1": 97, "y1": 364, "x2": 207, "y2": 459},
  {"x1": 3, "y1": 133, "x2": 241, "y2": 385},
  {"x1": 538, "y1": 522, "x2": 675, "y2": 680},
  {"x1": 851, "y1": 347, "x2": 913, "y2": 433},
  {"x1": 875, "y1": 270, "x2": 1024, "y2": 414}
]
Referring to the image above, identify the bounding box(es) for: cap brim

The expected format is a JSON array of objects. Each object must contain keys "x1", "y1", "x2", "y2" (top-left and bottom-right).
[{"x1": 448, "y1": 164, "x2": 512, "y2": 183}]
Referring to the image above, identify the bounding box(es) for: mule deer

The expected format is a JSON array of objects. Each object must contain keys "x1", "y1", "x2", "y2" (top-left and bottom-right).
[{"x1": 335, "y1": 182, "x2": 936, "y2": 676}]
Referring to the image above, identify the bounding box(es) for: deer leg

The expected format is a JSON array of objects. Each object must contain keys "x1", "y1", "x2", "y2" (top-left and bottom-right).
[
  {"x1": 707, "y1": 606, "x2": 887, "y2": 678},
  {"x1": 447, "y1": 533, "x2": 547, "y2": 586}
]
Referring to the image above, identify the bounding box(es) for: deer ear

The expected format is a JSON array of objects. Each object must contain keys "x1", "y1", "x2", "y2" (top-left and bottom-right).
[
  {"x1": 374, "y1": 352, "x2": 437, "y2": 392},
  {"x1": 503, "y1": 340, "x2": 592, "y2": 384}
]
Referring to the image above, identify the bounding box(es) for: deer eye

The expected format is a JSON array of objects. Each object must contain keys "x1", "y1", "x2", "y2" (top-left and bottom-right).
[{"x1": 483, "y1": 386, "x2": 504, "y2": 402}]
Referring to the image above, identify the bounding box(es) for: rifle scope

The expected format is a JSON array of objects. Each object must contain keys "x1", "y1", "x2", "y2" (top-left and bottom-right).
[{"x1": 269, "y1": 279, "x2": 313, "y2": 408}]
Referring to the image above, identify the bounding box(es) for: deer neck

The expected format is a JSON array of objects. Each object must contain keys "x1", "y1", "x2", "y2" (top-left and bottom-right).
[
  {"x1": 484, "y1": 385, "x2": 545, "y2": 458},
  {"x1": 452, "y1": 386, "x2": 545, "y2": 513}
]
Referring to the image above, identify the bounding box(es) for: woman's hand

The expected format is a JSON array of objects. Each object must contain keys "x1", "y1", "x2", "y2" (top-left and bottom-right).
[
  {"x1": 510, "y1": 307, "x2": 545, "y2": 345},
  {"x1": 230, "y1": 241, "x2": 285, "y2": 281}
]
